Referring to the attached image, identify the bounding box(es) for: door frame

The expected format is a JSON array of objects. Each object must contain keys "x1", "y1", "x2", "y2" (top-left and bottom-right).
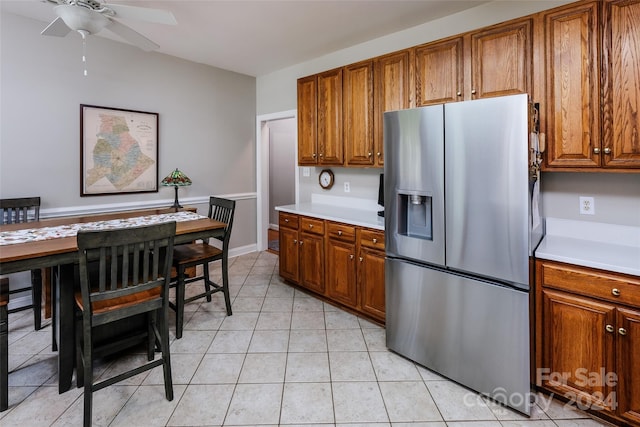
[{"x1": 256, "y1": 109, "x2": 298, "y2": 251}]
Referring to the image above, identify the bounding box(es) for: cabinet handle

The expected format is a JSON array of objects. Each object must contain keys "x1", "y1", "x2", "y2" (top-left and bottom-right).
[
  {"x1": 377, "y1": 152, "x2": 381, "y2": 157},
  {"x1": 612, "y1": 288, "x2": 621, "y2": 296},
  {"x1": 284, "y1": 218, "x2": 289, "y2": 223},
  {"x1": 368, "y1": 152, "x2": 372, "y2": 157},
  {"x1": 319, "y1": 153, "x2": 323, "y2": 157},
  {"x1": 606, "y1": 324, "x2": 614, "y2": 333},
  {"x1": 359, "y1": 256, "x2": 363, "y2": 262},
  {"x1": 309, "y1": 224, "x2": 313, "y2": 229},
  {"x1": 619, "y1": 328, "x2": 627, "y2": 336},
  {"x1": 312, "y1": 153, "x2": 316, "y2": 158},
  {"x1": 372, "y1": 238, "x2": 377, "y2": 244},
  {"x1": 457, "y1": 91, "x2": 462, "y2": 96},
  {"x1": 293, "y1": 239, "x2": 297, "y2": 244},
  {"x1": 299, "y1": 240, "x2": 303, "y2": 245},
  {"x1": 603, "y1": 147, "x2": 611, "y2": 154},
  {"x1": 471, "y1": 89, "x2": 476, "y2": 95},
  {"x1": 593, "y1": 147, "x2": 601, "y2": 154},
  {"x1": 338, "y1": 230, "x2": 342, "y2": 236},
  {"x1": 349, "y1": 254, "x2": 354, "y2": 260}
]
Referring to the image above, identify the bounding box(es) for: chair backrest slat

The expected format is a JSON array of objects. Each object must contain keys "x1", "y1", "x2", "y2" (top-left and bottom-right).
[{"x1": 0, "y1": 197, "x2": 41, "y2": 225}]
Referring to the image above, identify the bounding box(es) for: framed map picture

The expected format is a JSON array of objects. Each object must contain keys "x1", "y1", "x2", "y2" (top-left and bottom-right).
[{"x1": 80, "y1": 104, "x2": 159, "y2": 196}]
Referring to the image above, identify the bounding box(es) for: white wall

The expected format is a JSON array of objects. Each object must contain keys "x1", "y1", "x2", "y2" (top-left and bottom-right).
[
  {"x1": 1, "y1": 12, "x2": 258, "y2": 250},
  {"x1": 256, "y1": 0, "x2": 640, "y2": 228}
]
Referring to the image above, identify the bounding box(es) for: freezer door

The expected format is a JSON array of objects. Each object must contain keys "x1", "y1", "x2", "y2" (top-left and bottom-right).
[
  {"x1": 444, "y1": 94, "x2": 530, "y2": 288},
  {"x1": 385, "y1": 258, "x2": 531, "y2": 415},
  {"x1": 384, "y1": 105, "x2": 445, "y2": 266}
]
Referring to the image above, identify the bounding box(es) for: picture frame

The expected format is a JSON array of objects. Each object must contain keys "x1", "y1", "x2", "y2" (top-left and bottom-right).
[{"x1": 80, "y1": 104, "x2": 159, "y2": 196}]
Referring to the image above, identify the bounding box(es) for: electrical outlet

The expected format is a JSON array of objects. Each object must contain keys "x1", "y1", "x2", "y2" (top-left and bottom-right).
[
  {"x1": 344, "y1": 182, "x2": 350, "y2": 193},
  {"x1": 579, "y1": 196, "x2": 595, "y2": 215}
]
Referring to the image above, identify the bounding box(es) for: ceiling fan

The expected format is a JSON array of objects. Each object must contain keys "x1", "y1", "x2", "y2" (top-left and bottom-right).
[{"x1": 40, "y1": 0, "x2": 177, "y2": 51}]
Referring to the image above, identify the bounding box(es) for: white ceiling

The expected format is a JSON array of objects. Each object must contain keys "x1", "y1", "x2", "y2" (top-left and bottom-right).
[{"x1": 1, "y1": 0, "x2": 488, "y2": 77}]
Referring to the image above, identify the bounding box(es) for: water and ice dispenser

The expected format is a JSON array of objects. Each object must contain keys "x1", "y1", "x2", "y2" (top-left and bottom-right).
[{"x1": 397, "y1": 192, "x2": 433, "y2": 241}]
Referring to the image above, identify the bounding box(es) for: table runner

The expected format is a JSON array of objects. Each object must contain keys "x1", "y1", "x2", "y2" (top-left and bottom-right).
[{"x1": 0, "y1": 211, "x2": 207, "y2": 246}]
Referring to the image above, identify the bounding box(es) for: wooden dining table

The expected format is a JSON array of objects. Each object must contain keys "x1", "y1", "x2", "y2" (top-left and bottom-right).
[{"x1": 0, "y1": 207, "x2": 226, "y2": 393}]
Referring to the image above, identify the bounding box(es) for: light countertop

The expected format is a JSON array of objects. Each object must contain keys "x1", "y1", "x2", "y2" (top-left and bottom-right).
[
  {"x1": 275, "y1": 201, "x2": 384, "y2": 231},
  {"x1": 535, "y1": 218, "x2": 640, "y2": 277}
]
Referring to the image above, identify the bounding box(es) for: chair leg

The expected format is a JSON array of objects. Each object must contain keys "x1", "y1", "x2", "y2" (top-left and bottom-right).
[
  {"x1": 147, "y1": 313, "x2": 155, "y2": 361},
  {"x1": 159, "y1": 309, "x2": 173, "y2": 401},
  {"x1": 51, "y1": 270, "x2": 57, "y2": 352},
  {"x1": 203, "y1": 263, "x2": 212, "y2": 302},
  {"x1": 0, "y1": 304, "x2": 8, "y2": 412},
  {"x1": 30, "y1": 269, "x2": 42, "y2": 330},
  {"x1": 175, "y1": 267, "x2": 186, "y2": 340},
  {"x1": 222, "y1": 255, "x2": 232, "y2": 316},
  {"x1": 82, "y1": 326, "x2": 93, "y2": 427}
]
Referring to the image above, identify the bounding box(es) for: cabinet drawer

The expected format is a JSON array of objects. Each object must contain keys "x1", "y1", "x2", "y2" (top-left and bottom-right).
[
  {"x1": 359, "y1": 229, "x2": 385, "y2": 251},
  {"x1": 327, "y1": 222, "x2": 356, "y2": 242},
  {"x1": 539, "y1": 261, "x2": 640, "y2": 308},
  {"x1": 300, "y1": 217, "x2": 325, "y2": 235},
  {"x1": 279, "y1": 212, "x2": 299, "y2": 229}
]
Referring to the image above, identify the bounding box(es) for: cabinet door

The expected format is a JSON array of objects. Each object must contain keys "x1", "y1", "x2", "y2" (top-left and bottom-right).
[
  {"x1": 540, "y1": 289, "x2": 616, "y2": 411},
  {"x1": 602, "y1": 0, "x2": 640, "y2": 169},
  {"x1": 344, "y1": 60, "x2": 374, "y2": 166},
  {"x1": 544, "y1": 2, "x2": 601, "y2": 168},
  {"x1": 317, "y1": 68, "x2": 344, "y2": 165},
  {"x1": 299, "y1": 232, "x2": 325, "y2": 294},
  {"x1": 470, "y1": 19, "x2": 532, "y2": 99},
  {"x1": 297, "y1": 75, "x2": 318, "y2": 165},
  {"x1": 357, "y1": 247, "x2": 386, "y2": 323},
  {"x1": 616, "y1": 307, "x2": 640, "y2": 425},
  {"x1": 326, "y1": 238, "x2": 357, "y2": 306},
  {"x1": 414, "y1": 36, "x2": 463, "y2": 105},
  {"x1": 279, "y1": 227, "x2": 299, "y2": 283},
  {"x1": 374, "y1": 51, "x2": 411, "y2": 166}
]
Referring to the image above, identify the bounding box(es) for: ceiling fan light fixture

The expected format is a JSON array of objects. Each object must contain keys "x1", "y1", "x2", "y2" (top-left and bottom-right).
[{"x1": 54, "y1": 4, "x2": 109, "y2": 35}]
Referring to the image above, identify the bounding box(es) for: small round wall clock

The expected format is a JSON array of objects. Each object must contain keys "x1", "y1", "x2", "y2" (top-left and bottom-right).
[{"x1": 319, "y1": 169, "x2": 334, "y2": 190}]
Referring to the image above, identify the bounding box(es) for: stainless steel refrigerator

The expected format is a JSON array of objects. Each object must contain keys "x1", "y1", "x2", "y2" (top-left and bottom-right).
[{"x1": 384, "y1": 93, "x2": 543, "y2": 415}]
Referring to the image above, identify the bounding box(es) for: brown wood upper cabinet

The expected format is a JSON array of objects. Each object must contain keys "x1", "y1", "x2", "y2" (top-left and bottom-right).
[
  {"x1": 317, "y1": 68, "x2": 344, "y2": 165},
  {"x1": 543, "y1": 1, "x2": 601, "y2": 168},
  {"x1": 414, "y1": 18, "x2": 531, "y2": 106},
  {"x1": 344, "y1": 60, "x2": 374, "y2": 166},
  {"x1": 373, "y1": 51, "x2": 411, "y2": 166},
  {"x1": 414, "y1": 36, "x2": 464, "y2": 106},
  {"x1": 297, "y1": 75, "x2": 318, "y2": 165},
  {"x1": 469, "y1": 18, "x2": 532, "y2": 100},
  {"x1": 602, "y1": 0, "x2": 640, "y2": 169},
  {"x1": 543, "y1": 0, "x2": 640, "y2": 171},
  {"x1": 297, "y1": 69, "x2": 344, "y2": 166}
]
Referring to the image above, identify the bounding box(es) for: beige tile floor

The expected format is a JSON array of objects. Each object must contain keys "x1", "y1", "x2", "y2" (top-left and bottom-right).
[{"x1": 1, "y1": 251, "x2": 614, "y2": 426}]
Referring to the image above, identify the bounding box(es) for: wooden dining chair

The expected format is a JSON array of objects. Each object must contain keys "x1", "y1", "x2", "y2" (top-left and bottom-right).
[
  {"x1": 170, "y1": 196, "x2": 235, "y2": 339},
  {"x1": 0, "y1": 277, "x2": 8, "y2": 412},
  {"x1": 0, "y1": 197, "x2": 44, "y2": 331},
  {"x1": 74, "y1": 222, "x2": 176, "y2": 427}
]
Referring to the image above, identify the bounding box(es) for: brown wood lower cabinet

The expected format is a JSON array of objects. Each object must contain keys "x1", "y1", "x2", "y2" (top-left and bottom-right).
[
  {"x1": 278, "y1": 212, "x2": 385, "y2": 323},
  {"x1": 535, "y1": 259, "x2": 640, "y2": 426}
]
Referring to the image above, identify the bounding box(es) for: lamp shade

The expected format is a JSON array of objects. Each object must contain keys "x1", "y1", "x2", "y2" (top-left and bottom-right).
[{"x1": 161, "y1": 168, "x2": 192, "y2": 187}]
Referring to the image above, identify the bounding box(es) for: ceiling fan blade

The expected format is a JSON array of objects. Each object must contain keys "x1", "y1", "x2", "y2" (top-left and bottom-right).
[
  {"x1": 105, "y1": 19, "x2": 159, "y2": 51},
  {"x1": 41, "y1": 16, "x2": 72, "y2": 37},
  {"x1": 106, "y1": 3, "x2": 177, "y2": 25}
]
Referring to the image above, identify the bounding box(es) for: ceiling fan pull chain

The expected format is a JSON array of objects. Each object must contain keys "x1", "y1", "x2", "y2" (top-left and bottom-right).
[{"x1": 80, "y1": 29, "x2": 88, "y2": 76}]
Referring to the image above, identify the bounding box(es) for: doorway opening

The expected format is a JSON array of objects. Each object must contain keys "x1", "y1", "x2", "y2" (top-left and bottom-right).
[{"x1": 256, "y1": 110, "x2": 297, "y2": 253}]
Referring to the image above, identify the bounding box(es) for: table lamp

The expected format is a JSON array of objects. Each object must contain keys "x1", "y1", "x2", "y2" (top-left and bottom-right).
[{"x1": 161, "y1": 168, "x2": 192, "y2": 209}]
